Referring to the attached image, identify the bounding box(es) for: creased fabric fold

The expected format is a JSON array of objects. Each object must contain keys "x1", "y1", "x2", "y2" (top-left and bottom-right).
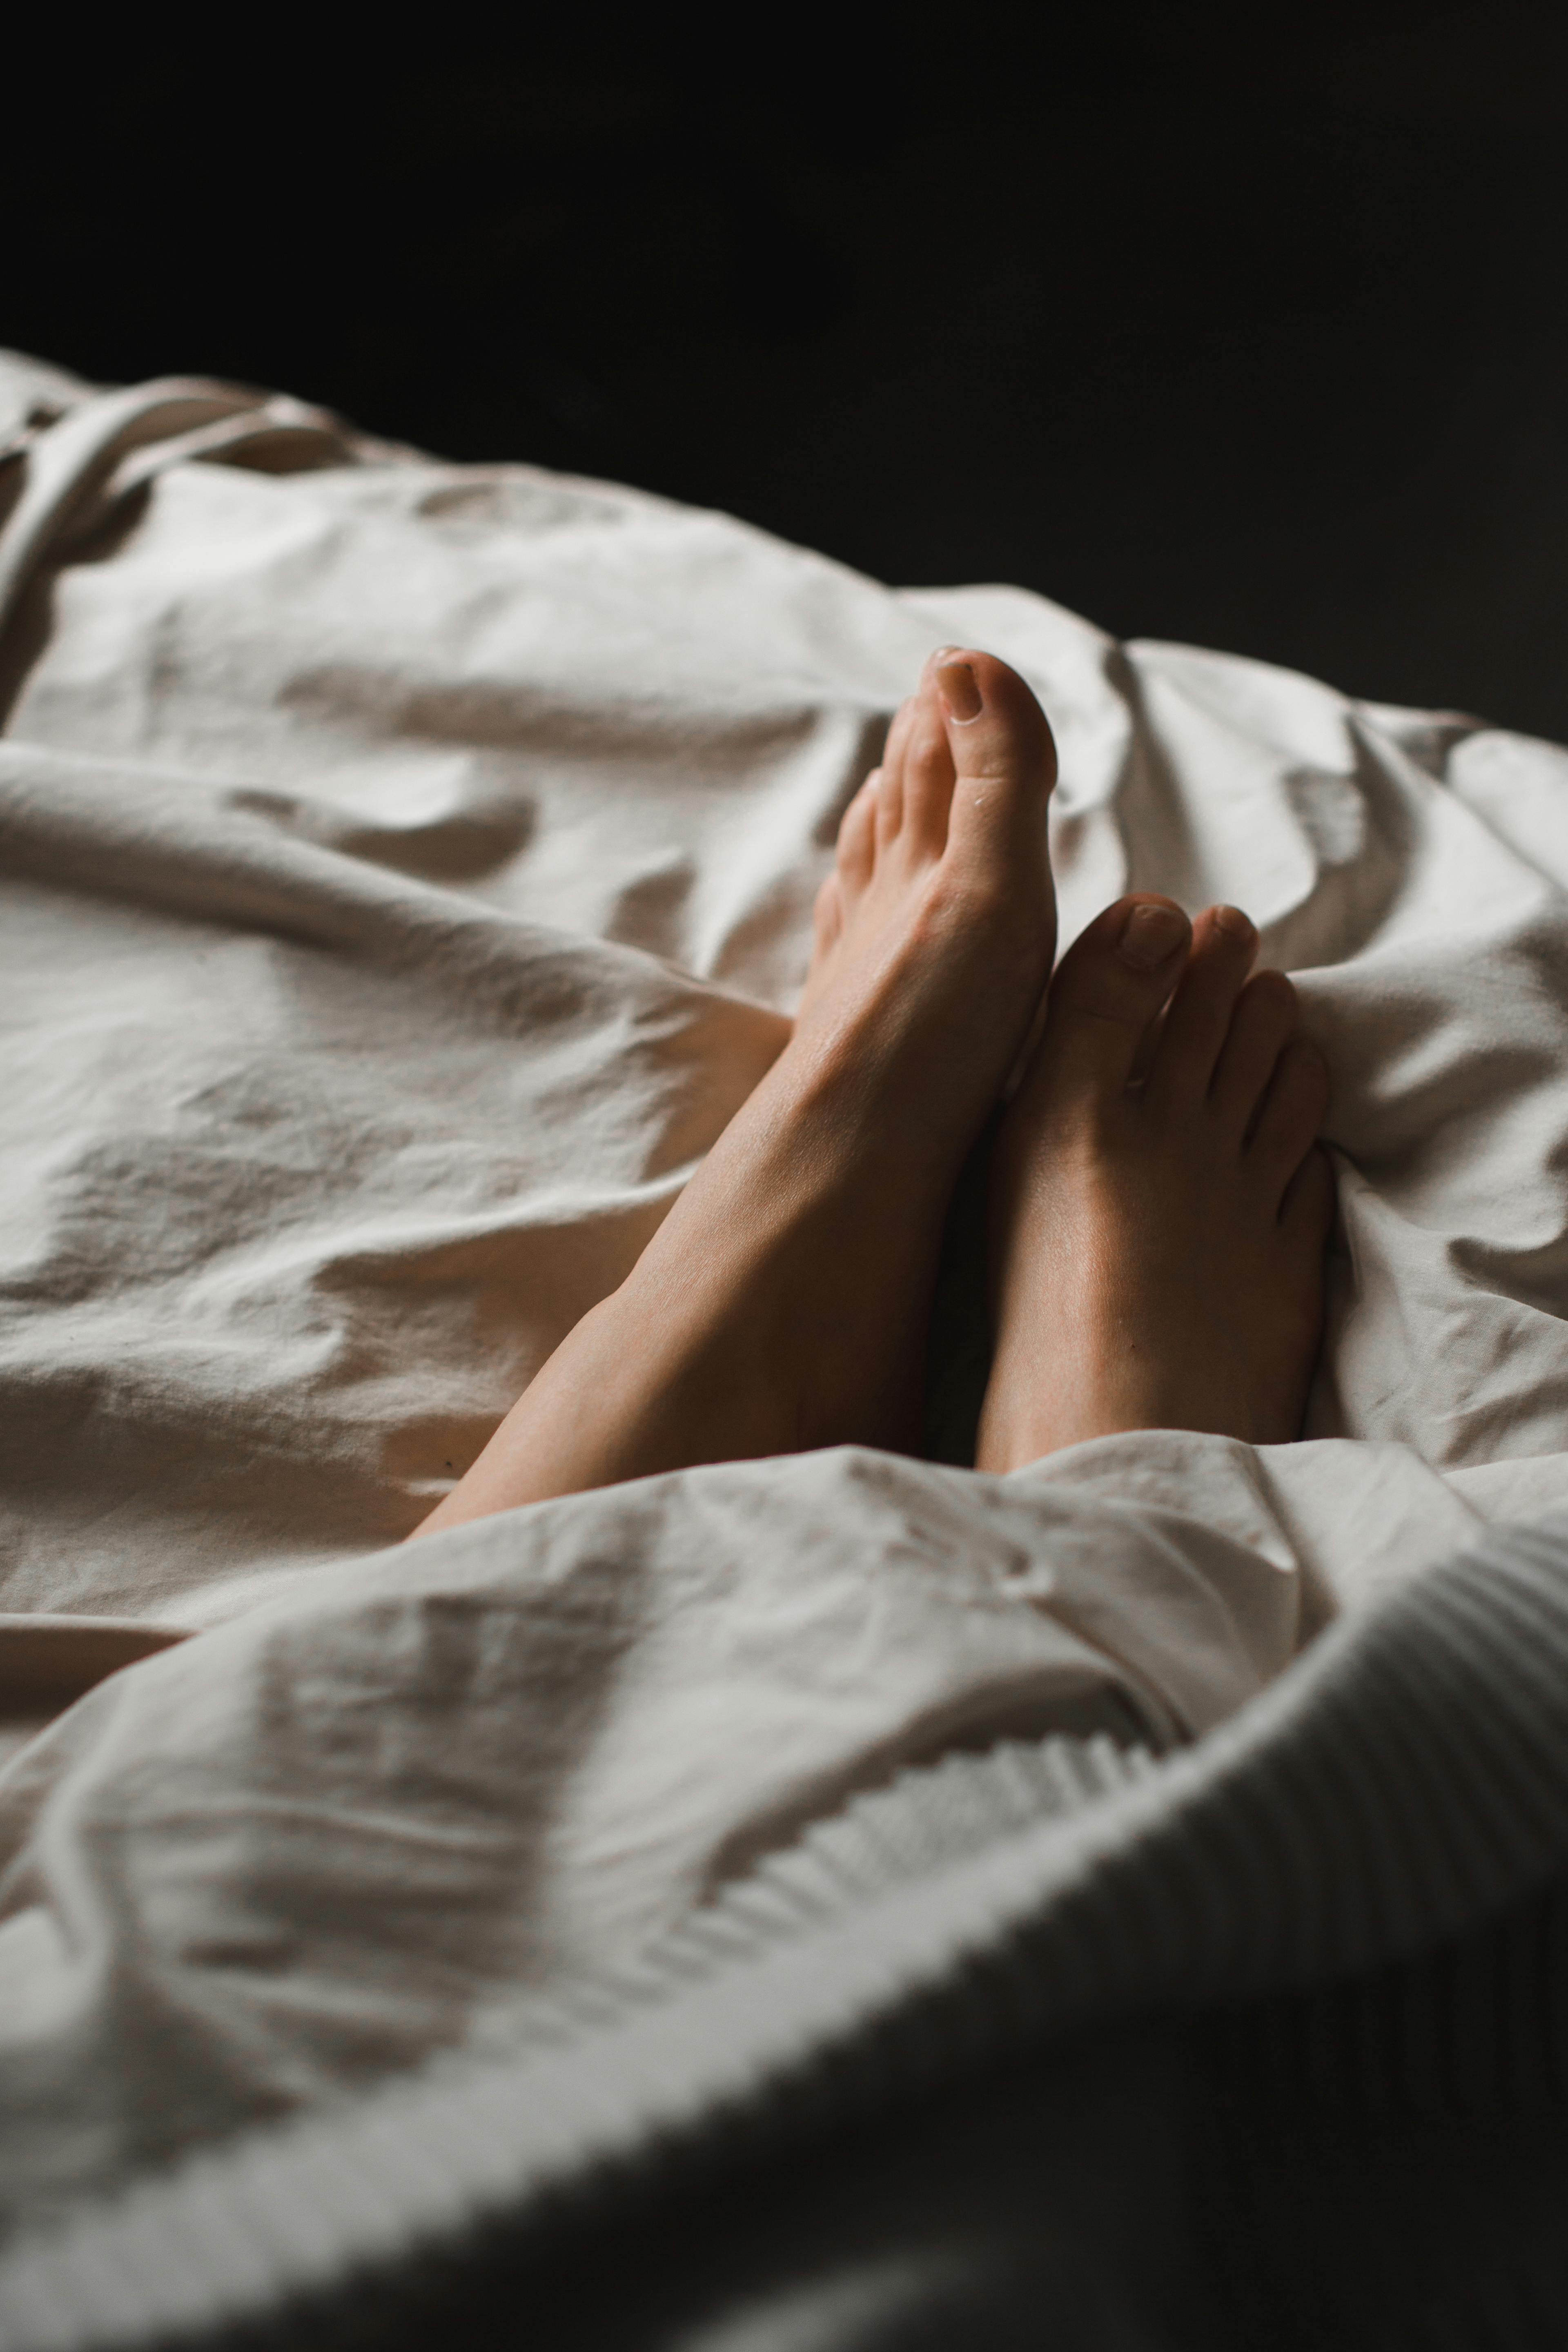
[{"x1": 7, "y1": 347, "x2": 1568, "y2": 2298}]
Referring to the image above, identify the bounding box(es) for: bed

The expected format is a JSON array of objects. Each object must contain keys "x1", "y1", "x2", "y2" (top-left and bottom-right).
[{"x1": 3, "y1": 349, "x2": 1568, "y2": 2348}]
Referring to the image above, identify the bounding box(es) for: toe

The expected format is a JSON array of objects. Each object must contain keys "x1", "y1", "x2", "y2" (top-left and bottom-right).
[
  {"x1": 1145, "y1": 905, "x2": 1259, "y2": 1108},
  {"x1": 1210, "y1": 969, "x2": 1299, "y2": 1140},
  {"x1": 875, "y1": 699, "x2": 913, "y2": 846},
  {"x1": 895, "y1": 677, "x2": 958, "y2": 856},
  {"x1": 1250, "y1": 1036, "x2": 1332, "y2": 1210},
  {"x1": 836, "y1": 772, "x2": 878, "y2": 897},
  {"x1": 1029, "y1": 894, "x2": 1192, "y2": 1102},
  {"x1": 813, "y1": 869, "x2": 844, "y2": 957},
  {"x1": 932, "y1": 648, "x2": 1057, "y2": 863}
]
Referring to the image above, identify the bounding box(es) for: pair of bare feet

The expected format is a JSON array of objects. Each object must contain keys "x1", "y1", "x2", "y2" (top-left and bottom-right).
[{"x1": 415, "y1": 650, "x2": 1333, "y2": 1537}]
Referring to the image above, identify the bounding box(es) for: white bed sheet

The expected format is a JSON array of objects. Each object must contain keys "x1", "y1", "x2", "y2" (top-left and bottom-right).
[{"x1": 3, "y1": 350, "x2": 1568, "y2": 2230}]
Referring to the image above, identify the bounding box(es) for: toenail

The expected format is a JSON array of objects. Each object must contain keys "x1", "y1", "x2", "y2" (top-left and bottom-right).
[
  {"x1": 937, "y1": 661, "x2": 982, "y2": 722},
  {"x1": 1214, "y1": 904, "x2": 1256, "y2": 942},
  {"x1": 1118, "y1": 902, "x2": 1189, "y2": 969}
]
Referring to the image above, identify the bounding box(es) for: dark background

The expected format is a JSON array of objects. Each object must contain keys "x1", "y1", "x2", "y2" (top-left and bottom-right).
[{"x1": 9, "y1": 2, "x2": 1568, "y2": 735}]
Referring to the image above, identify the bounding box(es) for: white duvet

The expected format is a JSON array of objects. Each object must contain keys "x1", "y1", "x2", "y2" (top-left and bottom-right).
[{"x1": 3, "y1": 349, "x2": 1568, "y2": 2233}]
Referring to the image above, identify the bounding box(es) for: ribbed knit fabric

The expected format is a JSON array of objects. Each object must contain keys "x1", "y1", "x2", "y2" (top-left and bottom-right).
[{"x1": 4, "y1": 1514, "x2": 1568, "y2": 2352}]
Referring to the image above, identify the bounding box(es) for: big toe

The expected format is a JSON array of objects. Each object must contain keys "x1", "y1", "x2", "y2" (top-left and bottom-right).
[
  {"x1": 1029, "y1": 895, "x2": 1193, "y2": 1102},
  {"x1": 932, "y1": 648, "x2": 1058, "y2": 860}
]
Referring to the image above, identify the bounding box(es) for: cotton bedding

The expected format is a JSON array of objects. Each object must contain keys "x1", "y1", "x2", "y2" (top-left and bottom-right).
[{"x1": 4, "y1": 348, "x2": 1568, "y2": 2267}]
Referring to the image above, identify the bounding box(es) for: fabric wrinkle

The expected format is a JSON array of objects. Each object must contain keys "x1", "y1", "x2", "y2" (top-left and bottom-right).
[{"x1": 3, "y1": 344, "x2": 1568, "y2": 2244}]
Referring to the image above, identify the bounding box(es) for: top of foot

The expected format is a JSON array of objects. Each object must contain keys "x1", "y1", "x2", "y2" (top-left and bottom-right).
[
  {"x1": 795, "y1": 647, "x2": 1057, "y2": 1078},
  {"x1": 976, "y1": 893, "x2": 1334, "y2": 1471},
  {"x1": 751, "y1": 646, "x2": 1060, "y2": 1444}
]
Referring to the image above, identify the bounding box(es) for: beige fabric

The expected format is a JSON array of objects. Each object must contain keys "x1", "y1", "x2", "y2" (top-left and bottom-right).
[{"x1": 3, "y1": 348, "x2": 1568, "y2": 2228}]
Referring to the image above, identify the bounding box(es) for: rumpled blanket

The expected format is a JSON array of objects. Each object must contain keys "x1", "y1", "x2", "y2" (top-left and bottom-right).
[{"x1": 4, "y1": 347, "x2": 1568, "y2": 2234}]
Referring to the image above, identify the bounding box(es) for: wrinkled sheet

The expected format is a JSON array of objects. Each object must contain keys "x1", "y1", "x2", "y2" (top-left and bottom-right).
[{"x1": 4, "y1": 348, "x2": 1568, "y2": 2230}]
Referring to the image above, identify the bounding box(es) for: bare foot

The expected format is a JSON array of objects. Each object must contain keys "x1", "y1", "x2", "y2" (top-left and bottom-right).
[
  {"x1": 974, "y1": 895, "x2": 1334, "y2": 1472},
  {"x1": 416, "y1": 648, "x2": 1058, "y2": 1532}
]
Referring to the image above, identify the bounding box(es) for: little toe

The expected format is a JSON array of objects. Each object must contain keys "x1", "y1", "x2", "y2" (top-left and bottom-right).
[
  {"x1": 1029, "y1": 894, "x2": 1192, "y2": 1103},
  {"x1": 1250, "y1": 1035, "x2": 1331, "y2": 1209},
  {"x1": 1210, "y1": 969, "x2": 1299, "y2": 1139},
  {"x1": 1146, "y1": 905, "x2": 1259, "y2": 1107},
  {"x1": 933, "y1": 648, "x2": 1057, "y2": 863},
  {"x1": 836, "y1": 772, "x2": 878, "y2": 897}
]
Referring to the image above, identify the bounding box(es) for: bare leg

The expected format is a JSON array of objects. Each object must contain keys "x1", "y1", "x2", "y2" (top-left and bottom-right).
[
  {"x1": 975, "y1": 895, "x2": 1333, "y2": 1471},
  {"x1": 416, "y1": 648, "x2": 1058, "y2": 1535}
]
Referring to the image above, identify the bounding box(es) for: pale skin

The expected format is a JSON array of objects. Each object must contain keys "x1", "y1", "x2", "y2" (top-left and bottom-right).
[{"x1": 414, "y1": 647, "x2": 1332, "y2": 1539}]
